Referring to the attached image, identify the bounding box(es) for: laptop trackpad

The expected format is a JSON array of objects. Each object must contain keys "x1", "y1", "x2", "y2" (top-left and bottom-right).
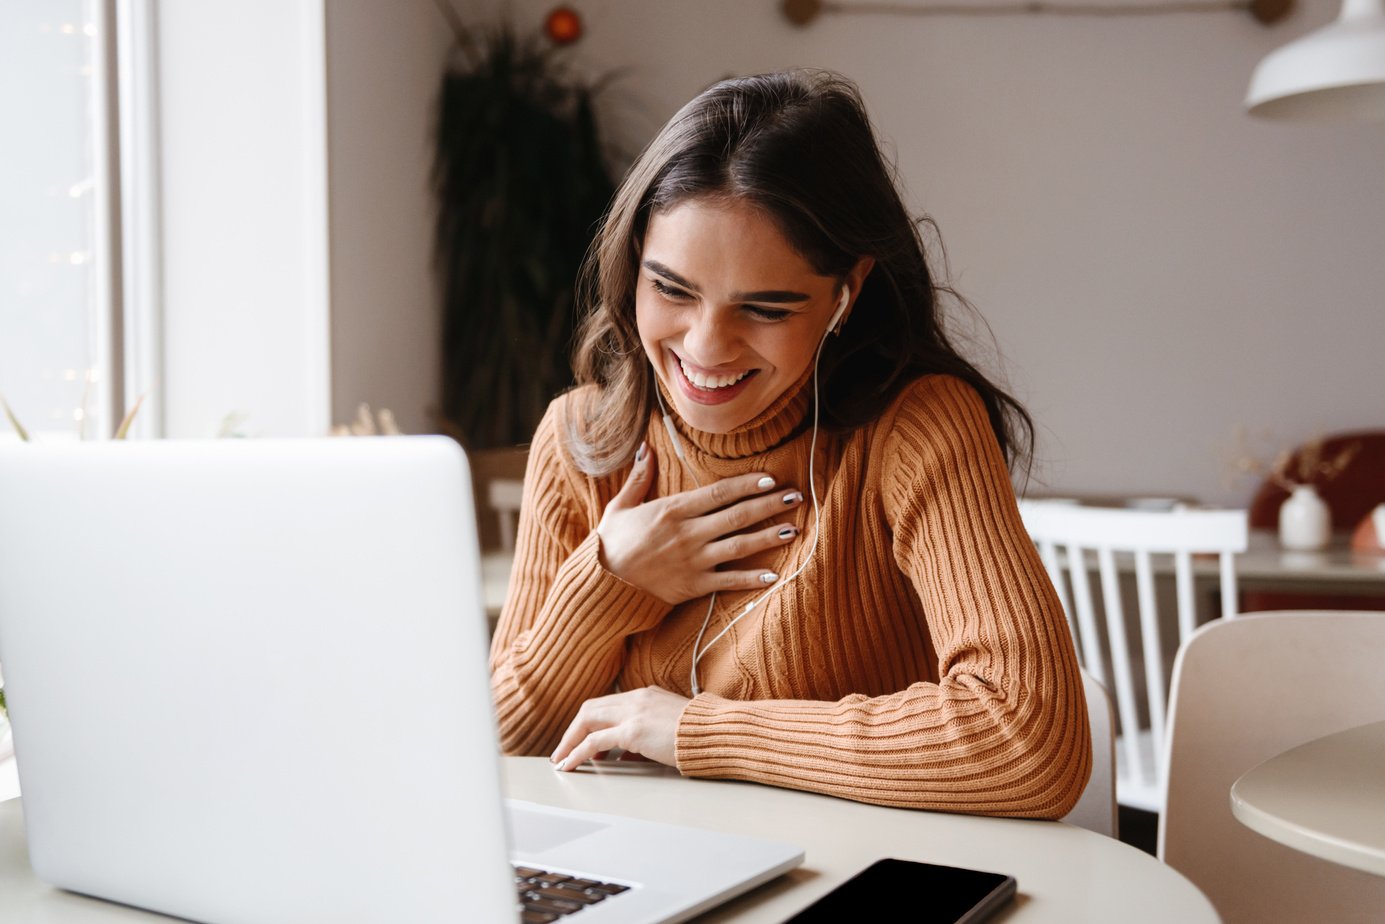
[{"x1": 508, "y1": 805, "x2": 609, "y2": 854}]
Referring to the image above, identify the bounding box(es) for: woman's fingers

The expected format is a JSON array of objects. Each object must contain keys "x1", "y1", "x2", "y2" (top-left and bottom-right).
[
  {"x1": 556, "y1": 726, "x2": 623, "y2": 772},
  {"x1": 702, "y1": 521, "x2": 800, "y2": 568},
  {"x1": 672, "y1": 471, "x2": 786, "y2": 517},
  {"x1": 698, "y1": 489, "x2": 805, "y2": 542},
  {"x1": 550, "y1": 688, "x2": 689, "y2": 771},
  {"x1": 606, "y1": 442, "x2": 657, "y2": 511},
  {"x1": 698, "y1": 567, "x2": 787, "y2": 595}
]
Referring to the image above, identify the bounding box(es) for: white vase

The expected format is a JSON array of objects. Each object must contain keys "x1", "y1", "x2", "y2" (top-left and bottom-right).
[{"x1": 1279, "y1": 484, "x2": 1330, "y2": 551}]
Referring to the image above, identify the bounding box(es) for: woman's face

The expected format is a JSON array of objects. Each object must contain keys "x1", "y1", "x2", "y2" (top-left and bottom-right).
[{"x1": 635, "y1": 197, "x2": 863, "y2": 434}]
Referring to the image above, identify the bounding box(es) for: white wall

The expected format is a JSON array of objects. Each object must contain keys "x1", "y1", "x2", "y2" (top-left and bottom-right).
[
  {"x1": 478, "y1": 0, "x2": 1385, "y2": 506},
  {"x1": 154, "y1": 0, "x2": 452, "y2": 438},
  {"x1": 324, "y1": 0, "x2": 452, "y2": 437},
  {"x1": 157, "y1": 0, "x2": 331, "y2": 438},
  {"x1": 150, "y1": 0, "x2": 1385, "y2": 504}
]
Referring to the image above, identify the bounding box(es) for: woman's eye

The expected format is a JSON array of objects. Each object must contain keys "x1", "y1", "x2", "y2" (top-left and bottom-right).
[
  {"x1": 650, "y1": 278, "x2": 689, "y2": 300},
  {"x1": 745, "y1": 305, "x2": 792, "y2": 322}
]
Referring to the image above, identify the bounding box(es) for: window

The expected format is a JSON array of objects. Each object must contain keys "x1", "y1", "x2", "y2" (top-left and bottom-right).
[{"x1": 0, "y1": 0, "x2": 119, "y2": 442}]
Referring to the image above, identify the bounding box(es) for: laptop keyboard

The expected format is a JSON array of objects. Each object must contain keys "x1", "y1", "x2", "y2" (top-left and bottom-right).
[{"x1": 514, "y1": 865, "x2": 632, "y2": 922}]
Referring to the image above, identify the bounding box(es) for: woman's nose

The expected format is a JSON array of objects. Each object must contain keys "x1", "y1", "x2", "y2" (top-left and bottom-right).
[{"x1": 681, "y1": 310, "x2": 739, "y2": 366}]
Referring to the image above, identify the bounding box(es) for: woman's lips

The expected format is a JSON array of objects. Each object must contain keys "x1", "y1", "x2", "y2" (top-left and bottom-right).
[{"x1": 671, "y1": 351, "x2": 759, "y2": 406}]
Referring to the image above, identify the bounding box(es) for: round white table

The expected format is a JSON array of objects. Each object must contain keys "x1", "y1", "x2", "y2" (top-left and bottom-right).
[
  {"x1": 1231, "y1": 719, "x2": 1385, "y2": 878},
  {"x1": 0, "y1": 755, "x2": 1218, "y2": 922}
]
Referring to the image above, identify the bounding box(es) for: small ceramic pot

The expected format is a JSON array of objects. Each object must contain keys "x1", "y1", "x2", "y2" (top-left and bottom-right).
[{"x1": 1279, "y1": 484, "x2": 1330, "y2": 551}]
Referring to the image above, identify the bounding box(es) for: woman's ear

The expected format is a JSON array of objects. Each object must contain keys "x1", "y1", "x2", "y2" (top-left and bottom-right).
[{"x1": 838, "y1": 256, "x2": 876, "y2": 329}]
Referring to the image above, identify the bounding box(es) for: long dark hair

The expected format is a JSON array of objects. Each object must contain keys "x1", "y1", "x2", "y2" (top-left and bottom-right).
[{"x1": 567, "y1": 69, "x2": 1032, "y2": 477}]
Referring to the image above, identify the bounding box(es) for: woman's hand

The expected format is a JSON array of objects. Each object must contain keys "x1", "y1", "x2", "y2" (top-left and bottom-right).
[
  {"x1": 550, "y1": 686, "x2": 691, "y2": 771},
  {"x1": 596, "y1": 443, "x2": 804, "y2": 606}
]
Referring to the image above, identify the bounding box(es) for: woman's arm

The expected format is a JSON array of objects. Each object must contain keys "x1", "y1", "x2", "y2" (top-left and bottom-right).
[
  {"x1": 674, "y1": 376, "x2": 1091, "y2": 818},
  {"x1": 489, "y1": 401, "x2": 670, "y2": 756}
]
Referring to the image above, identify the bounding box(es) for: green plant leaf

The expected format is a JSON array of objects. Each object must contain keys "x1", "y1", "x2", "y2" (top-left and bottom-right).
[{"x1": 0, "y1": 393, "x2": 30, "y2": 441}]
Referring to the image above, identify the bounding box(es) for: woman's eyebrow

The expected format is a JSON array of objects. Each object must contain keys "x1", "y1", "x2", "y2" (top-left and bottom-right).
[
  {"x1": 642, "y1": 259, "x2": 811, "y2": 304},
  {"x1": 642, "y1": 260, "x2": 698, "y2": 291}
]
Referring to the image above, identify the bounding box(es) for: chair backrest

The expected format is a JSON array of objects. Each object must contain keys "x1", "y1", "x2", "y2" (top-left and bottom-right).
[
  {"x1": 1061, "y1": 670, "x2": 1117, "y2": 838},
  {"x1": 1018, "y1": 500, "x2": 1248, "y2": 811},
  {"x1": 1160, "y1": 611, "x2": 1385, "y2": 923},
  {"x1": 486, "y1": 477, "x2": 524, "y2": 552}
]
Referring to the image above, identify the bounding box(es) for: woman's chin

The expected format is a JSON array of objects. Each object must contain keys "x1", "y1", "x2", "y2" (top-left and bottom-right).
[{"x1": 669, "y1": 395, "x2": 759, "y2": 434}]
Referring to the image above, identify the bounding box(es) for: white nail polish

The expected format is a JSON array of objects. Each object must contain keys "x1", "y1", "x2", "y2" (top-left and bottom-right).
[
  {"x1": 757, "y1": 476, "x2": 775, "y2": 490},
  {"x1": 759, "y1": 571, "x2": 779, "y2": 585}
]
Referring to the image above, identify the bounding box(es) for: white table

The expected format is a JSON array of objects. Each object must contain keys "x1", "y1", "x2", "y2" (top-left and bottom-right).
[
  {"x1": 0, "y1": 755, "x2": 1217, "y2": 922},
  {"x1": 1230, "y1": 719, "x2": 1385, "y2": 878}
]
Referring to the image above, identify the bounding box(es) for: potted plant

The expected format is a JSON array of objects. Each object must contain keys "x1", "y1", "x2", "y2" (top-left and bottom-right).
[{"x1": 432, "y1": 22, "x2": 616, "y2": 450}]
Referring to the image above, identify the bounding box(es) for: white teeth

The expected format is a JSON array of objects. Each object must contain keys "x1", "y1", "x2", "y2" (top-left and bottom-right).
[{"x1": 679, "y1": 357, "x2": 751, "y2": 390}]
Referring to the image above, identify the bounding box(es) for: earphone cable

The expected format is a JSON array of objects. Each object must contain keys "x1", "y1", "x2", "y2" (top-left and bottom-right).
[{"x1": 688, "y1": 328, "x2": 831, "y2": 696}]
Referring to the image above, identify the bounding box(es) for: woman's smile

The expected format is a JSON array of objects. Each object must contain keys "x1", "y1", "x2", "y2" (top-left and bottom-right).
[{"x1": 669, "y1": 350, "x2": 760, "y2": 405}]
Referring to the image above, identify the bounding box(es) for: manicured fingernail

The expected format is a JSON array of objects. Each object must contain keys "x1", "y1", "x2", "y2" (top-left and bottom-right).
[
  {"x1": 778, "y1": 526, "x2": 798, "y2": 540},
  {"x1": 635, "y1": 441, "x2": 647, "y2": 463},
  {"x1": 783, "y1": 491, "x2": 803, "y2": 505},
  {"x1": 759, "y1": 571, "x2": 779, "y2": 585},
  {"x1": 756, "y1": 476, "x2": 776, "y2": 490},
  {"x1": 554, "y1": 758, "x2": 567, "y2": 771}
]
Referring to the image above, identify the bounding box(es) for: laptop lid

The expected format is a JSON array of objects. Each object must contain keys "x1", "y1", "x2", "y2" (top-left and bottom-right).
[{"x1": 0, "y1": 437, "x2": 517, "y2": 923}]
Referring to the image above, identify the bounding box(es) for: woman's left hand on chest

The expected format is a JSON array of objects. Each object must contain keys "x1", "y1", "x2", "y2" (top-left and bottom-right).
[{"x1": 550, "y1": 686, "x2": 691, "y2": 771}]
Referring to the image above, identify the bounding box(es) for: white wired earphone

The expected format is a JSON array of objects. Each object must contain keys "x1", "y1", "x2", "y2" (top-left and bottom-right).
[{"x1": 653, "y1": 284, "x2": 851, "y2": 696}]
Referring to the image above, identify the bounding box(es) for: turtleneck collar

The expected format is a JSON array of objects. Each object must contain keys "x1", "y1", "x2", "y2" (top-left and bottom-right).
[{"x1": 656, "y1": 362, "x2": 814, "y2": 461}]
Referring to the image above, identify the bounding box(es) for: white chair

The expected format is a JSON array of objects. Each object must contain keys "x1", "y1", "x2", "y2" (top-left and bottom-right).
[
  {"x1": 487, "y1": 477, "x2": 525, "y2": 552},
  {"x1": 1061, "y1": 670, "x2": 1117, "y2": 838},
  {"x1": 1160, "y1": 611, "x2": 1385, "y2": 923},
  {"x1": 1018, "y1": 500, "x2": 1247, "y2": 811}
]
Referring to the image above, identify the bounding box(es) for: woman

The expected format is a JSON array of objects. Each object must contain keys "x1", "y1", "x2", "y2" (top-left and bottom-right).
[{"x1": 489, "y1": 70, "x2": 1089, "y2": 818}]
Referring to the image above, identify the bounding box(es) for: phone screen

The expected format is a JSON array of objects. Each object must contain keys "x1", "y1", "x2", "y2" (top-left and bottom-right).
[{"x1": 784, "y1": 857, "x2": 1017, "y2": 924}]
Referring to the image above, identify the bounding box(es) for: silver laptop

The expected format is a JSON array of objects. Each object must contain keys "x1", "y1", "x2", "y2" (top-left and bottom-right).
[{"x1": 0, "y1": 437, "x2": 802, "y2": 923}]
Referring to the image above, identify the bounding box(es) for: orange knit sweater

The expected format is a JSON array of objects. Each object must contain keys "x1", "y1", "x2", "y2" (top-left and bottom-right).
[{"x1": 489, "y1": 373, "x2": 1090, "y2": 818}]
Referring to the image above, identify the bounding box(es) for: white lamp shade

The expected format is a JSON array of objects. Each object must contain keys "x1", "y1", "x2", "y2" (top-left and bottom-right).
[{"x1": 1246, "y1": 0, "x2": 1385, "y2": 120}]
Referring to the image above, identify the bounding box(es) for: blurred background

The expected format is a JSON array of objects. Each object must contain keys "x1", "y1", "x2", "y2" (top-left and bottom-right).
[{"x1": 3, "y1": 0, "x2": 1382, "y2": 509}]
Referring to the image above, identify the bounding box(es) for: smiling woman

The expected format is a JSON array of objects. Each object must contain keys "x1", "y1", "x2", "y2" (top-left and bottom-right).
[{"x1": 488, "y1": 70, "x2": 1090, "y2": 819}]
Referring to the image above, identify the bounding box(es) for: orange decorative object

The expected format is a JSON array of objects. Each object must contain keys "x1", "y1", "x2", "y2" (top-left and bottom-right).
[
  {"x1": 545, "y1": 6, "x2": 583, "y2": 45},
  {"x1": 1352, "y1": 504, "x2": 1385, "y2": 555}
]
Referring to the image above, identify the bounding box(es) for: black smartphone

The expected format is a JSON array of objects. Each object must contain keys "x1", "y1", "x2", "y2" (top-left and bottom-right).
[{"x1": 784, "y1": 857, "x2": 1017, "y2": 923}]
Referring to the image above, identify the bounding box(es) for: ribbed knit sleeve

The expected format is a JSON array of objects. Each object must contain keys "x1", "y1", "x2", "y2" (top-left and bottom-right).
[
  {"x1": 674, "y1": 376, "x2": 1090, "y2": 818},
  {"x1": 489, "y1": 398, "x2": 670, "y2": 755}
]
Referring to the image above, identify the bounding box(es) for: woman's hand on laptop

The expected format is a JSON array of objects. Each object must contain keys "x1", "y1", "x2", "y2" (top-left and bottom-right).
[{"x1": 550, "y1": 686, "x2": 690, "y2": 771}]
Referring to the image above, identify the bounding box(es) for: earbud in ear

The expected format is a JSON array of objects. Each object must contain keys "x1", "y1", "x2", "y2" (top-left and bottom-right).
[{"x1": 827, "y1": 286, "x2": 850, "y2": 335}]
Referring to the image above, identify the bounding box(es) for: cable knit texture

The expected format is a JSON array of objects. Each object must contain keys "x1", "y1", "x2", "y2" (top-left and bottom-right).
[{"x1": 489, "y1": 374, "x2": 1090, "y2": 818}]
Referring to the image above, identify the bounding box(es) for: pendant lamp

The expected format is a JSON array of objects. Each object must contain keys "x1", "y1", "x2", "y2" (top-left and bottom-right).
[{"x1": 1246, "y1": 0, "x2": 1385, "y2": 119}]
